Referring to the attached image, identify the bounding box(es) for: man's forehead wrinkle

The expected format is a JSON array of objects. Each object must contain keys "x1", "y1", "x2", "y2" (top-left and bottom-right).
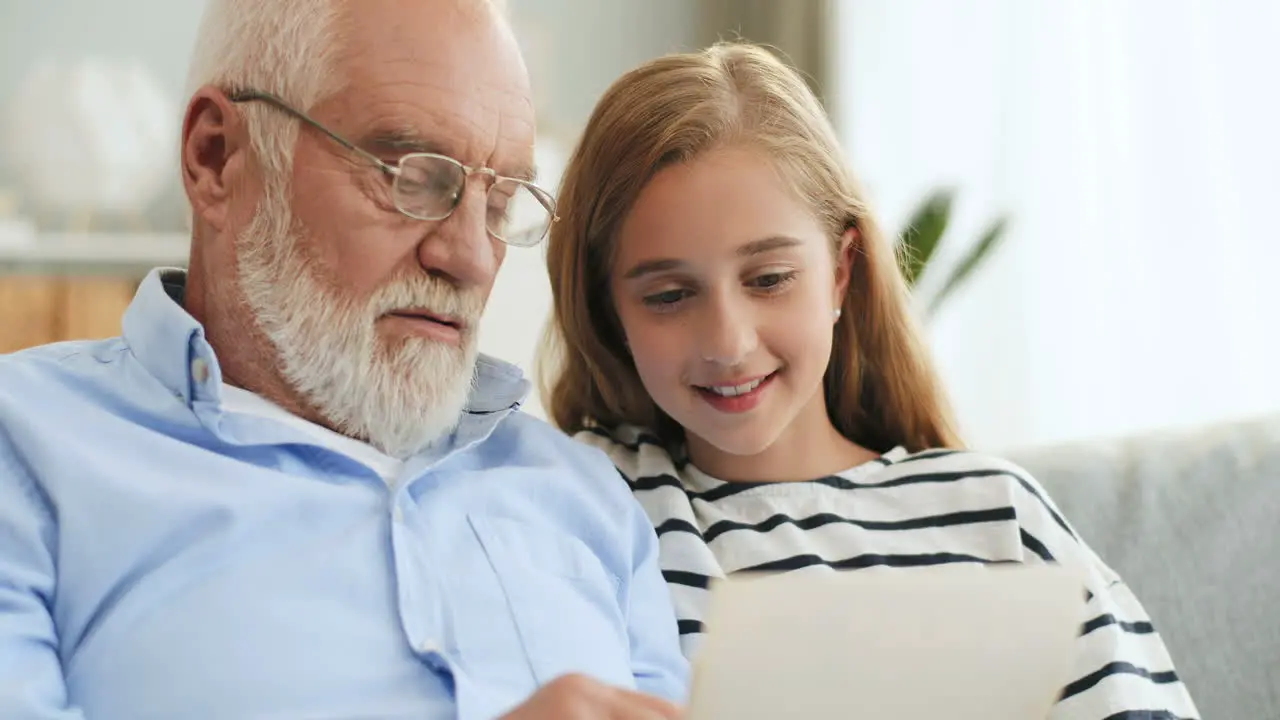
[
  {"x1": 494, "y1": 111, "x2": 536, "y2": 180},
  {"x1": 333, "y1": 13, "x2": 537, "y2": 175},
  {"x1": 340, "y1": 87, "x2": 534, "y2": 175},
  {"x1": 358, "y1": 102, "x2": 499, "y2": 168}
]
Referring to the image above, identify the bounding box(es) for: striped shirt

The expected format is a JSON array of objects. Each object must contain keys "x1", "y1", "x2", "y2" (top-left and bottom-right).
[{"x1": 577, "y1": 425, "x2": 1201, "y2": 720}]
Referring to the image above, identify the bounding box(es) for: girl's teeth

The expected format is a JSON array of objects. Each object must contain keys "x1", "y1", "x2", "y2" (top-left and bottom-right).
[{"x1": 709, "y1": 377, "x2": 765, "y2": 397}]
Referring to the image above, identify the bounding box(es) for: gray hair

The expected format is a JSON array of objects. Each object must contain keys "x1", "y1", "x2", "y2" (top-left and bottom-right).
[
  {"x1": 184, "y1": 0, "x2": 512, "y2": 183},
  {"x1": 186, "y1": 0, "x2": 345, "y2": 181}
]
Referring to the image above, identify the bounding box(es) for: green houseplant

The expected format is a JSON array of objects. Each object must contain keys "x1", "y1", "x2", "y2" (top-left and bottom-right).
[{"x1": 897, "y1": 189, "x2": 1008, "y2": 320}]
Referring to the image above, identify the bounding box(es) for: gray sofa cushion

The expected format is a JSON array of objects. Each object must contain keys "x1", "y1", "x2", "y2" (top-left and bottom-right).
[{"x1": 1005, "y1": 415, "x2": 1280, "y2": 720}]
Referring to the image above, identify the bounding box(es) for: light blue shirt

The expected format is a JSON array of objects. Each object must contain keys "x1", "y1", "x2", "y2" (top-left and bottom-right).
[{"x1": 0, "y1": 269, "x2": 688, "y2": 719}]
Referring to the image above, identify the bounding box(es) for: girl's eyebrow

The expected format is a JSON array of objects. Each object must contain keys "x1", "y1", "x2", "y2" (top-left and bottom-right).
[
  {"x1": 737, "y1": 235, "x2": 803, "y2": 257},
  {"x1": 623, "y1": 235, "x2": 803, "y2": 281}
]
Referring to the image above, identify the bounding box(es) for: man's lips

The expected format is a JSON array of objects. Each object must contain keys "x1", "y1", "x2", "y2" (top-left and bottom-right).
[
  {"x1": 381, "y1": 308, "x2": 469, "y2": 346},
  {"x1": 385, "y1": 309, "x2": 464, "y2": 331}
]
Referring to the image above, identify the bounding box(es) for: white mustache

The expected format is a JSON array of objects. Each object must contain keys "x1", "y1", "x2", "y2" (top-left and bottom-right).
[{"x1": 368, "y1": 277, "x2": 483, "y2": 327}]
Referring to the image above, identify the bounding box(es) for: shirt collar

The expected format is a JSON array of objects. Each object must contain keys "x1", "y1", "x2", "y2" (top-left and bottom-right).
[
  {"x1": 122, "y1": 267, "x2": 207, "y2": 406},
  {"x1": 122, "y1": 267, "x2": 530, "y2": 414}
]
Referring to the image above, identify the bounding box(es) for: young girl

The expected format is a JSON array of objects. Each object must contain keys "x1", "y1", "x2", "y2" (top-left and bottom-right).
[{"x1": 538, "y1": 43, "x2": 1199, "y2": 719}]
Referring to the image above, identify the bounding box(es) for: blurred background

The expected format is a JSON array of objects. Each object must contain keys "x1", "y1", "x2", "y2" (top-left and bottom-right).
[{"x1": 1, "y1": 0, "x2": 1277, "y2": 452}]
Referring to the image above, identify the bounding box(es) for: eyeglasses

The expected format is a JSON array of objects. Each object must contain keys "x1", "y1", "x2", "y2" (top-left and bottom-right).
[{"x1": 227, "y1": 89, "x2": 559, "y2": 247}]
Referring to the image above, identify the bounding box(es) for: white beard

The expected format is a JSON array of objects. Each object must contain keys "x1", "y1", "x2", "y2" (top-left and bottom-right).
[{"x1": 233, "y1": 184, "x2": 481, "y2": 459}]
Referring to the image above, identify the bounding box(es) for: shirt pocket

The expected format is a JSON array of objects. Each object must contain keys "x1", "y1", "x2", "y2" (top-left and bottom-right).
[{"x1": 464, "y1": 513, "x2": 633, "y2": 688}]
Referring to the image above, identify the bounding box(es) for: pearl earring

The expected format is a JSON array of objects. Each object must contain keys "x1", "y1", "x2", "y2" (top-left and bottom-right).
[{"x1": 833, "y1": 308, "x2": 842, "y2": 321}]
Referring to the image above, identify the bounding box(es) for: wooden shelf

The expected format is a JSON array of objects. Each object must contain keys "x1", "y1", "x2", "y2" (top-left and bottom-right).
[
  {"x1": 0, "y1": 232, "x2": 188, "y2": 277},
  {"x1": 0, "y1": 233, "x2": 178, "y2": 351}
]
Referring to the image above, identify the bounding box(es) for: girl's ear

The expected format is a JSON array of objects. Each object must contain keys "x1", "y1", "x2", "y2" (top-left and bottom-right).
[{"x1": 833, "y1": 225, "x2": 857, "y2": 308}]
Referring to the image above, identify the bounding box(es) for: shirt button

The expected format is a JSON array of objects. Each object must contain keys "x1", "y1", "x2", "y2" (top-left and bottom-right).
[
  {"x1": 191, "y1": 357, "x2": 210, "y2": 384},
  {"x1": 392, "y1": 505, "x2": 404, "y2": 524}
]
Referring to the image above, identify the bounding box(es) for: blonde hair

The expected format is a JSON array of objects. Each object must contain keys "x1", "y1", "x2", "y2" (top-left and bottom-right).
[{"x1": 539, "y1": 42, "x2": 963, "y2": 453}]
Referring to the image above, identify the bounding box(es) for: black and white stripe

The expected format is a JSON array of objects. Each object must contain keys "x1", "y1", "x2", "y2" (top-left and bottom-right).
[{"x1": 577, "y1": 426, "x2": 1200, "y2": 720}]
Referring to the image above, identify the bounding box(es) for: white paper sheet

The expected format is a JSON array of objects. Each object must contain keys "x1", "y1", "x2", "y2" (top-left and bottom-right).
[{"x1": 686, "y1": 564, "x2": 1086, "y2": 720}]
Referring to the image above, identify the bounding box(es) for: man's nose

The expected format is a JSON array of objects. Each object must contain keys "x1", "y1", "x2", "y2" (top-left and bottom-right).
[
  {"x1": 698, "y1": 295, "x2": 758, "y2": 367},
  {"x1": 416, "y1": 183, "x2": 503, "y2": 288}
]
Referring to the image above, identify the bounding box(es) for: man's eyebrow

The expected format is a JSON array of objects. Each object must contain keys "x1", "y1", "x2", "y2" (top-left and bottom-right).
[
  {"x1": 363, "y1": 128, "x2": 539, "y2": 182},
  {"x1": 363, "y1": 128, "x2": 452, "y2": 156}
]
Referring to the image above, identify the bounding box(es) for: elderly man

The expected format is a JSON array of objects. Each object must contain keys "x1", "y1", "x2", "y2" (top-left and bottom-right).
[{"x1": 0, "y1": 1, "x2": 687, "y2": 718}]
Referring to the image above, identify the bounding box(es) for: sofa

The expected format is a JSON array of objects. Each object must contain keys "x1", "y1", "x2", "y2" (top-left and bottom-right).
[{"x1": 1006, "y1": 414, "x2": 1280, "y2": 720}]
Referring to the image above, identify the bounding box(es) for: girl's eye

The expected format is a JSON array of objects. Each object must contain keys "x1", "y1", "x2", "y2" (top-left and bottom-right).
[
  {"x1": 749, "y1": 271, "x2": 798, "y2": 291},
  {"x1": 642, "y1": 288, "x2": 690, "y2": 311}
]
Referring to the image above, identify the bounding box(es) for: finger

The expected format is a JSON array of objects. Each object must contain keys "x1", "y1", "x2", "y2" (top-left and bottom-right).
[
  {"x1": 612, "y1": 705, "x2": 683, "y2": 720},
  {"x1": 608, "y1": 688, "x2": 683, "y2": 720}
]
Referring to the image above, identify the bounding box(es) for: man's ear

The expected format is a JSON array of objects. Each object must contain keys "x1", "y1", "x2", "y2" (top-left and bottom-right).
[
  {"x1": 833, "y1": 225, "x2": 858, "y2": 306},
  {"x1": 181, "y1": 86, "x2": 249, "y2": 234}
]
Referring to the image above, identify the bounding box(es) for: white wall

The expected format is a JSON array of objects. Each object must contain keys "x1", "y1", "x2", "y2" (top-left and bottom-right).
[
  {"x1": 832, "y1": 0, "x2": 1280, "y2": 449},
  {"x1": 0, "y1": 0, "x2": 699, "y2": 417},
  {"x1": 0, "y1": 3, "x2": 201, "y2": 106}
]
